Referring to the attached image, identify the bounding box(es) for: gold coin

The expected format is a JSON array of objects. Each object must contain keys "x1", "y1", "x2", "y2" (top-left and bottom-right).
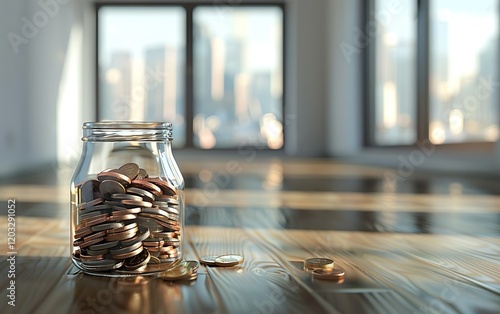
[
  {"x1": 185, "y1": 260, "x2": 200, "y2": 273},
  {"x1": 304, "y1": 258, "x2": 335, "y2": 271},
  {"x1": 158, "y1": 264, "x2": 188, "y2": 281},
  {"x1": 214, "y1": 254, "x2": 244, "y2": 267}
]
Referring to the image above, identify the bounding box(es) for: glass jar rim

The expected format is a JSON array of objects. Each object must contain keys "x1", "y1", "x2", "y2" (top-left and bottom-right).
[
  {"x1": 82, "y1": 121, "x2": 173, "y2": 142},
  {"x1": 83, "y1": 121, "x2": 172, "y2": 130}
]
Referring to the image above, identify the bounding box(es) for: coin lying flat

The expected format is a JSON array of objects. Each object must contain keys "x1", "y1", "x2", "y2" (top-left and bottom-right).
[
  {"x1": 158, "y1": 263, "x2": 189, "y2": 281},
  {"x1": 157, "y1": 260, "x2": 199, "y2": 281},
  {"x1": 214, "y1": 254, "x2": 244, "y2": 267},
  {"x1": 200, "y1": 255, "x2": 219, "y2": 266},
  {"x1": 304, "y1": 258, "x2": 335, "y2": 271}
]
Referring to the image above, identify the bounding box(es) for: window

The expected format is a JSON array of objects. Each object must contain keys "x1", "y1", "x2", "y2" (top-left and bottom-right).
[
  {"x1": 369, "y1": 0, "x2": 499, "y2": 146},
  {"x1": 96, "y1": 3, "x2": 284, "y2": 149}
]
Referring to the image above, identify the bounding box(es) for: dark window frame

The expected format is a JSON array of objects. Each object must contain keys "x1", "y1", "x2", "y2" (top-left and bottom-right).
[
  {"x1": 364, "y1": 0, "x2": 499, "y2": 152},
  {"x1": 95, "y1": 1, "x2": 286, "y2": 150}
]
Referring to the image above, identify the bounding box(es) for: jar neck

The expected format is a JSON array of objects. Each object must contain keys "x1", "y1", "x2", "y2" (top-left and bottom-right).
[{"x1": 82, "y1": 121, "x2": 173, "y2": 142}]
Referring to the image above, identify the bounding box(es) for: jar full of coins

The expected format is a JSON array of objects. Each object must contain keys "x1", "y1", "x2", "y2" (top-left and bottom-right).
[{"x1": 70, "y1": 122, "x2": 184, "y2": 276}]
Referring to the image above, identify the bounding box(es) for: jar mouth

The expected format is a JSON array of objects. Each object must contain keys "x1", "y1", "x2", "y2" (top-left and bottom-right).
[
  {"x1": 83, "y1": 121, "x2": 172, "y2": 130},
  {"x1": 82, "y1": 121, "x2": 173, "y2": 142}
]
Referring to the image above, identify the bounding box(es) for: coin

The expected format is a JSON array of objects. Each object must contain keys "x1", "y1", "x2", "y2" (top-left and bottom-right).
[
  {"x1": 78, "y1": 237, "x2": 104, "y2": 249},
  {"x1": 97, "y1": 171, "x2": 131, "y2": 186},
  {"x1": 157, "y1": 263, "x2": 189, "y2": 281},
  {"x1": 118, "y1": 163, "x2": 140, "y2": 180},
  {"x1": 155, "y1": 195, "x2": 179, "y2": 205},
  {"x1": 107, "y1": 222, "x2": 138, "y2": 233},
  {"x1": 111, "y1": 193, "x2": 143, "y2": 201},
  {"x1": 131, "y1": 180, "x2": 162, "y2": 196},
  {"x1": 77, "y1": 198, "x2": 104, "y2": 210},
  {"x1": 312, "y1": 267, "x2": 346, "y2": 280},
  {"x1": 99, "y1": 180, "x2": 126, "y2": 197},
  {"x1": 80, "y1": 253, "x2": 104, "y2": 262},
  {"x1": 185, "y1": 260, "x2": 200, "y2": 273},
  {"x1": 147, "y1": 245, "x2": 174, "y2": 253},
  {"x1": 151, "y1": 231, "x2": 177, "y2": 238},
  {"x1": 304, "y1": 258, "x2": 335, "y2": 271},
  {"x1": 145, "y1": 178, "x2": 176, "y2": 196},
  {"x1": 112, "y1": 206, "x2": 142, "y2": 215},
  {"x1": 85, "y1": 248, "x2": 110, "y2": 256},
  {"x1": 214, "y1": 254, "x2": 244, "y2": 267},
  {"x1": 74, "y1": 227, "x2": 93, "y2": 239},
  {"x1": 83, "y1": 231, "x2": 107, "y2": 242},
  {"x1": 127, "y1": 187, "x2": 155, "y2": 203},
  {"x1": 111, "y1": 245, "x2": 143, "y2": 260},
  {"x1": 91, "y1": 222, "x2": 125, "y2": 232},
  {"x1": 120, "y1": 226, "x2": 150, "y2": 247},
  {"x1": 200, "y1": 255, "x2": 219, "y2": 266},
  {"x1": 121, "y1": 199, "x2": 153, "y2": 208},
  {"x1": 89, "y1": 241, "x2": 119, "y2": 251},
  {"x1": 143, "y1": 239, "x2": 165, "y2": 248},
  {"x1": 108, "y1": 213, "x2": 137, "y2": 222},
  {"x1": 136, "y1": 168, "x2": 148, "y2": 180},
  {"x1": 109, "y1": 240, "x2": 143, "y2": 255},
  {"x1": 105, "y1": 226, "x2": 139, "y2": 241},
  {"x1": 80, "y1": 180, "x2": 99, "y2": 203},
  {"x1": 124, "y1": 248, "x2": 151, "y2": 270},
  {"x1": 81, "y1": 260, "x2": 124, "y2": 272}
]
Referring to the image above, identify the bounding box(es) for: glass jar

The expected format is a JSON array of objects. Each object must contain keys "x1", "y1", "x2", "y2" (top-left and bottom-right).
[{"x1": 70, "y1": 121, "x2": 184, "y2": 276}]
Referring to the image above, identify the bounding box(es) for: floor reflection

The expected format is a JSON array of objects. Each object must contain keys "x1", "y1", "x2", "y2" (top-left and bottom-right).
[{"x1": 186, "y1": 206, "x2": 499, "y2": 235}]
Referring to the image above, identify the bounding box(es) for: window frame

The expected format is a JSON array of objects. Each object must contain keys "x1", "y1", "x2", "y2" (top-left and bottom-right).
[
  {"x1": 365, "y1": 0, "x2": 499, "y2": 152},
  {"x1": 95, "y1": 1, "x2": 286, "y2": 150}
]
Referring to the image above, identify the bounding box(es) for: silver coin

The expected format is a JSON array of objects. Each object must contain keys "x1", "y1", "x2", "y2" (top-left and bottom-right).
[
  {"x1": 121, "y1": 226, "x2": 150, "y2": 247},
  {"x1": 80, "y1": 180, "x2": 99, "y2": 203},
  {"x1": 109, "y1": 240, "x2": 143, "y2": 255},
  {"x1": 200, "y1": 255, "x2": 219, "y2": 266},
  {"x1": 85, "y1": 248, "x2": 110, "y2": 256},
  {"x1": 81, "y1": 260, "x2": 124, "y2": 271},
  {"x1": 118, "y1": 163, "x2": 140, "y2": 180},
  {"x1": 111, "y1": 193, "x2": 143, "y2": 201},
  {"x1": 89, "y1": 241, "x2": 119, "y2": 251},
  {"x1": 99, "y1": 180, "x2": 126, "y2": 197},
  {"x1": 214, "y1": 254, "x2": 244, "y2": 267},
  {"x1": 127, "y1": 187, "x2": 155, "y2": 202},
  {"x1": 136, "y1": 168, "x2": 148, "y2": 180}
]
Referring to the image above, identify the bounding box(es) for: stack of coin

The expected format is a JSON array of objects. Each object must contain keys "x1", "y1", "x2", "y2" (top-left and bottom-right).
[
  {"x1": 158, "y1": 260, "x2": 199, "y2": 282},
  {"x1": 72, "y1": 163, "x2": 182, "y2": 273},
  {"x1": 304, "y1": 257, "x2": 346, "y2": 281},
  {"x1": 199, "y1": 254, "x2": 244, "y2": 267}
]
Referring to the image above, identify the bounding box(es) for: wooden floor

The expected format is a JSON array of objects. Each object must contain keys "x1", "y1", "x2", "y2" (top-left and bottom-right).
[{"x1": 0, "y1": 158, "x2": 499, "y2": 313}]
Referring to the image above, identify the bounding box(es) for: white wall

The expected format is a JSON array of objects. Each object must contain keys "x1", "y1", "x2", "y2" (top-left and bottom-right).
[
  {"x1": 0, "y1": 0, "x2": 30, "y2": 177},
  {"x1": 0, "y1": 0, "x2": 80, "y2": 177}
]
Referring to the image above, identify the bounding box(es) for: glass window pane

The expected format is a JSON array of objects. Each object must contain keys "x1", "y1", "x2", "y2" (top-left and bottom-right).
[
  {"x1": 374, "y1": 0, "x2": 417, "y2": 145},
  {"x1": 193, "y1": 7, "x2": 283, "y2": 149},
  {"x1": 98, "y1": 7, "x2": 186, "y2": 147},
  {"x1": 429, "y1": 0, "x2": 499, "y2": 144}
]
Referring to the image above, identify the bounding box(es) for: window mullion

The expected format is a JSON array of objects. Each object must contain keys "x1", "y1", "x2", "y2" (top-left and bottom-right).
[
  {"x1": 185, "y1": 5, "x2": 195, "y2": 149},
  {"x1": 416, "y1": 0, "x2": 430, "y2": 143}
]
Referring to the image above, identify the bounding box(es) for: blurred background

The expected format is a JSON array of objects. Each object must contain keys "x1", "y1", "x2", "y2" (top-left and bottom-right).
[{"x1": 1, "y1": 0, "x2": 499, "y2": 178}]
